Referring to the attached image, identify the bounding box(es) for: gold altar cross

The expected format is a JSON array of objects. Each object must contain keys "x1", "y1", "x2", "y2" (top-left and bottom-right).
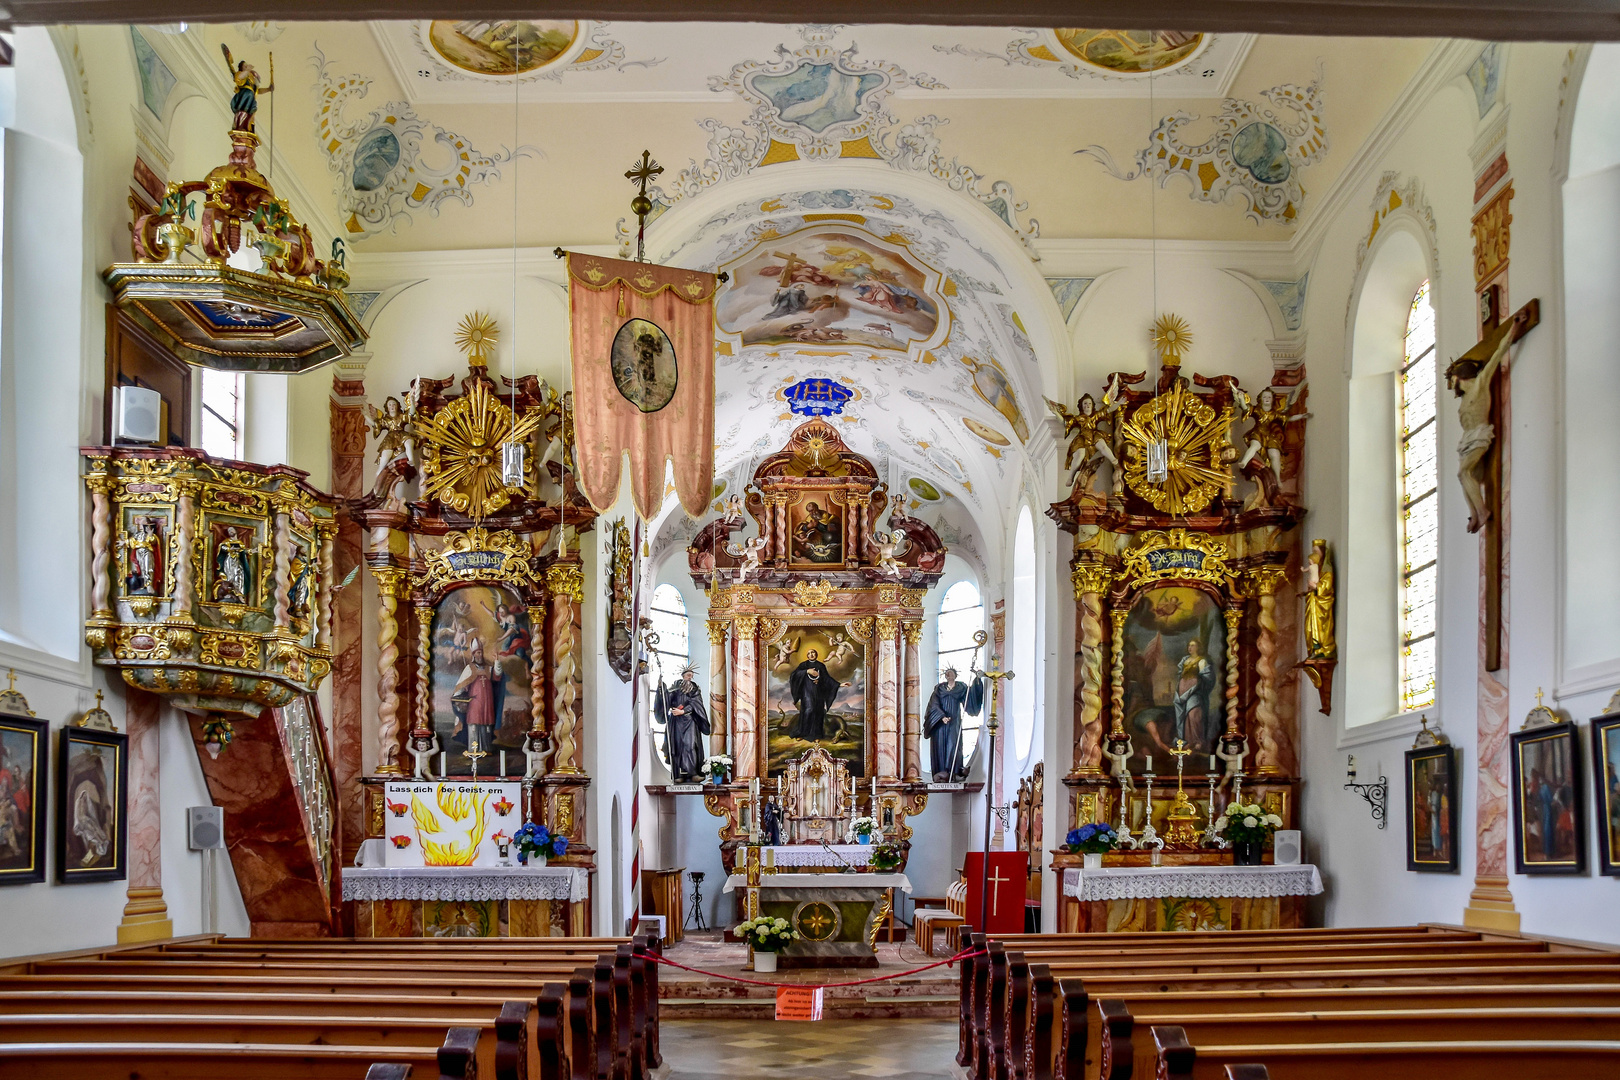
[
  {"x1": 624, "y1": 150, "x2": 663, "y2": 197},
  {"x1": 986, "y1": 866, "x2": 1009, "y2": 917},
  {"x1": 803, "y1": 909, "x2": 831, "y2": 935}
]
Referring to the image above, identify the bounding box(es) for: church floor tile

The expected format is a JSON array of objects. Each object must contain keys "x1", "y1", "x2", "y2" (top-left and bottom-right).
[{"x1": 659, "y1": 1019, "x2": 961, "y2": 1079}]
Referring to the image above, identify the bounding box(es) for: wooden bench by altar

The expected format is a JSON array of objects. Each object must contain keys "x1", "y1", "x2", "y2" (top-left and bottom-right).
[
  {"x1": 1059, "y1": 864, "x2": 1323, "y2": 933},
  {"x1": 344, "y1": 865, "x2": 593, "y2": 937},
  {"x1": 724, "y1": 872, "x2": 911, "y2": 967}
]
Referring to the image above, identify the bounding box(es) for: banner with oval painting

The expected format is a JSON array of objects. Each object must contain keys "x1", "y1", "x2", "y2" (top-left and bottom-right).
[{"x1": 610, "y1": 318, "x2": 678, "y2": 413}]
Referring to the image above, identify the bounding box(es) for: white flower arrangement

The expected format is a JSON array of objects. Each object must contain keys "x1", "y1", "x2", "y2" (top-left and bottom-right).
[
  {"x1": 735, "y1": 915, "x2": 800, "y2": 952},
  {"x1": 702, "y1": 754, "x2": 733, "y2": 781},
  {"x1": 1213, "y1": 802, "x2": 1284, "y2": 843},
  {"x1": 849, "y1": 815, "x2": 879, "y2": 840}
]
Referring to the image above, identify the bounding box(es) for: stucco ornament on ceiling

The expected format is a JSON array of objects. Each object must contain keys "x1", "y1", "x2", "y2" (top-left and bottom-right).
[
  {"x1": 314, "y1": 50, "x2": 537, "y2": 238},
  {"x1": 1076, "y1": 72, "x2": 1328, "y2": 224},
  {"x1": 410, "y1": 20, "x2": 660, "y2": 84},
  {"x1": 649, "y1": 26, "x2": 1040, "y2": 256},
  {"x1": 936, "y1": 28, "x2": 1208, "y2": 83}
]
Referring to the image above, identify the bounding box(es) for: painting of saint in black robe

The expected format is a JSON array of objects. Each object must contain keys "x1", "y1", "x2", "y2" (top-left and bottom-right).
[
  {"x1": 924, "y1": 667, "x2": 985, "y2": 782},
  {"x1": 789, "y1": 649, "x2": 842, "y2": 741},
  {"x1": 657, "y1": 668, "x2": 711, "y2": 782}
]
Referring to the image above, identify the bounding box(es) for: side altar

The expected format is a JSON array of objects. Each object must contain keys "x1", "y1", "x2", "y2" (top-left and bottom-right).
[
  {"x1": 676, "y1": 420, "x2": 954, "y2": 875},
  {"x1": 1045, "y1": 316, "x2": 1316, "y2": 929},
  {"x1": 349, "y1": 322, "x2": 599, "y2": 937}
]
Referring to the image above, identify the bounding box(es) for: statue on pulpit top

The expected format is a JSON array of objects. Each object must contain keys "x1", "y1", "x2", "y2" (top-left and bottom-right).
[
  {"x1": 924, "y1": 667, "x2": 985, "y2": 782},
  {"x1": 657, "y1": 667, "x2": 711, "y2": 782}
]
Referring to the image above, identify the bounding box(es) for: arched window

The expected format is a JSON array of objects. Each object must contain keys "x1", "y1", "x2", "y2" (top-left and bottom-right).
[
  {"x1": 936, "y1": 579, "x2": 986, "y2": 760},
  {"x1": 1397, "y1": 281, "x2": 1438, "y2": 711},
  {"x1": 646, "y1": 583, "x2": 691, "y2": 769}
]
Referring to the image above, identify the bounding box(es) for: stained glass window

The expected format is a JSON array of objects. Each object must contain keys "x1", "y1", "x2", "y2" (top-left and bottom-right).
[{"x1": 1398, "y1": 281, "x2": 1438, "y2": 711}]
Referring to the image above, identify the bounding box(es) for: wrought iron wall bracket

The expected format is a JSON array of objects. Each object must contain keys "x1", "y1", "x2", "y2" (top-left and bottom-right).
[{"x1": 1343, "y1": 776, "x2": 1388, "y2": 829}]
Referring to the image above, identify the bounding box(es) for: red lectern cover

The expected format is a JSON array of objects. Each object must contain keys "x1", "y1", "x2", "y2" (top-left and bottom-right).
[{"x1": 962, "y1": 850, "x2": 1030, "y2": 935}]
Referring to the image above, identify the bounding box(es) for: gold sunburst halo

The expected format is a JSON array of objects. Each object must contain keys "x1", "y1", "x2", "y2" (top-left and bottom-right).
[
  {"x1": 416, "y1": 379, "x2": 544, "y2": 521},
  {"x1": 1150, "y1": 313, "x2": 1193, "y2": 366},
  {"x1": 455, "y1": 311, "x2": 500, "y2": 367},
  {"x1": 1120, "y1": 382, "x2": 1233, "y2": 516}
]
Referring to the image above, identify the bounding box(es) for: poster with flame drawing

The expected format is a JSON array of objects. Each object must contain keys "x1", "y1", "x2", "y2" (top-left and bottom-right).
[{"x1": 382, "y1": 780, "x2": 522, "y2": 867}]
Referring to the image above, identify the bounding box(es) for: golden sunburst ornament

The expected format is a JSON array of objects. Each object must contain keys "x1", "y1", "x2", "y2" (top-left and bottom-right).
[
  {"x1": 416, "y1": 380, "x2": 543, "y2": 521},
  {"x1": 455, "y1": 311, "x2": 499, "y2": 368},
  {"x1": 1150, "y1": 313, "x2": 1193, "y2": 366},
  {"x1": 1119, "y1": 382, "x2": 1233, "y2": 516}
]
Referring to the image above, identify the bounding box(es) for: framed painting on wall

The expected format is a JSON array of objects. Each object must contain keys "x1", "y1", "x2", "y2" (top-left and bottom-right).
[
  {"x1": 1509, "y1": 722, "x2": 1585, "y2": 876},
  {"x1": 56, "y1": 726, "x2": 128, "y2": 884},
  {"x1": 1591, "y1": 710, "x2": 1620, "y2": 877},
  {"x1": 763, "y1": 623, "x2": 868, "y2": 778},
  {"x1": 1405, "y1": 743, "x2": 1458, "y2": 872},
  {"x1": 0, "y1": 713, "x2": 48, "y2": 885}
]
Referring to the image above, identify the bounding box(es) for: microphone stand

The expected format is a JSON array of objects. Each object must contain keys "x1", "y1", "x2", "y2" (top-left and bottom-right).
[{"x1": 819, "y1": 837, "x2": 856, "y2": 873}]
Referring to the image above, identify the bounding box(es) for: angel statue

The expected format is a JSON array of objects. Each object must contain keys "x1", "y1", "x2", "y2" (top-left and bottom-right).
[
  {"x1": 367, "y1": 395, "x2": 416, "y2": 469},
  {"x1": 731, "y1": 535, "x2": 769, "y2": 581},
  {"x1": 1045, "y1": 389, "x2": 1120, "y2": 497},
  {"x1": 1101, "y1": 735, "x2": 1135, "y2": 787},
  {"x1": 1235, "y1": 385, "x2": 1310, "y2": 506},
  {"x1": 220, "y1": 44, "x2": 273, "y2": 134},
  {"x1": 869, "y1": 529, "x2": 909, "y2": 578},
  {"x1": 409, "y1": 732, "x2": 441, "y2": 780}
]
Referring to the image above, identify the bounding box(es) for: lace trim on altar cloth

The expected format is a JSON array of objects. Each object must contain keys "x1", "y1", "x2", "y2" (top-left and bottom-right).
[
  {"x1": 1061, "y1": 864, "x2": 1323, "y2": 901},
  {"x1": 342, "y1": 866, "x2": 590, "y2": 903},
  {"x1": 765, "y1": 845, "x2": 877, "y2": 867}
]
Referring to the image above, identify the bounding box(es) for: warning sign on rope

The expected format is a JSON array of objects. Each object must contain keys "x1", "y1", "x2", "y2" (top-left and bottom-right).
[{"x1": 774, "y1": 985, "x2": 824, "y2": 1021}]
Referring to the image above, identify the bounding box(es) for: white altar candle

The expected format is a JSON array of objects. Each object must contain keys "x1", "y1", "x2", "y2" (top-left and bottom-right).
[
  {"x1": 1208, "y1": 755, "x2": 1217, "y2": 772},
  {"x1": 1144, "y1": 754, "x2": 1153, "y2": 773},
  {"x1": 500, "y1": 750, "x2": 507, "y2": 776},
  {"x1": 439, "y1": 752, "x2": 447, "y2": 775}
]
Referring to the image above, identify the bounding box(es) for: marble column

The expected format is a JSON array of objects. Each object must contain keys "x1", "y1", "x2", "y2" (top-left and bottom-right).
[
  {"x1": 546, "y1": 562, "x2": 585, "y2": 775},
  {"x1": 329, "y1": 375, "x2": 368, "y2": 865},
  {"x1": 171, "y1": 486, "x2": 196, "y2": 621},
  {"x1": 732, "y1": 617, "x2": 759, "y2": 778},
  {"x1": 902, "y1": 620, "x2": 922, "y2": 781},
  {"x1": 1223, "y1": 604, "x2": 1243, "y2": 742},
  {"x1": 874, "y1": 616, "x2": 900, "y2": 780},
  {"x1": 707, "y1": 619, "x2": 729, "y2": 757},
  {"x1": 271, "y1": 512, "x2": 293, "y2": 632},
  {"x1": 371, "y1": 566, "x2": 408, "y2": 775},
  {"x1": 1249, "y1": 567, "x2": 1295, "y2": 776},
  {"x1": 117, "y1": 688, "x2": 173, "y2": 943},
  {"x1": 1070, "y1": 565, "x2": 1113, "y2": 777}
]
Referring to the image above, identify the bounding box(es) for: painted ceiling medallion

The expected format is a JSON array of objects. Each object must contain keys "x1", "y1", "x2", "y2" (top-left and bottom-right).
[
  {"x1": 1051, "y1": 30, "x2": 1207, "y2": 75},
  {"x1": 425, "y1": 20, "x2": 580, "y2": 76},
  {"x1": 1077, "y1": 74, "x2": 1327, "y2": 224}
]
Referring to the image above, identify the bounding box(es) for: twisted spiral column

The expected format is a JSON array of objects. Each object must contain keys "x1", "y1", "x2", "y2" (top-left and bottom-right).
[
  {"x1": 1250, "y1": 568, "x2": 1292, "y2": 776},
  {"x1": 272, "y1": 512, "x2": 293, "y2": 631},
  {"x1": 416, "y1": 603, "x2": 432, "y2": 739},
  {"x1": 371, "y1": 567, "x2": 408, "y2": 775},
  {"x1": 1072, "y1": 565, "x2": 1113, "y2": 776},
  {"x1": 172, "y1": 487, "x2": 197, "y2": 620},
  {"x1": 316, "y1": 530, "x2": 335, "y2": 651},
  {"x1": 527, "y1": 603, "x2": 548, "y2": 736},
  {"x1": 547, "y1": 563, "x2": 584, "y2": 775},
  {"x1": 87, "y1": 475, "x2": 113, "y2": 616},
  {"x1": 1223, "y1": 605, "x2": 1242, "y2": 741},
  {"x1": 1110, "y1": 606, "x2": 1127, "y2": 740}
]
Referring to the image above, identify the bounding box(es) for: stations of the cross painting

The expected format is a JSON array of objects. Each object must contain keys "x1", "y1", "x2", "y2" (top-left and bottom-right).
[{"x1": 1446, "y1": 295, "x2": 1539, "y2": 671}]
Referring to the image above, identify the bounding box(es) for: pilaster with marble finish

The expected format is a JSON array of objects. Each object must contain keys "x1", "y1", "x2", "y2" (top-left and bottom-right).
[
  {"x1": 874, "y1": 615, "x2": 900, "y2": 780},
  {"x1": 117, "y1": 688, "x2": 172, "y2": 943},
  {"x1": 902, "y1": 619, "x2": 922, "y2": 781},
  {"x1": 708, "y1": 619, "x2": 730, "y2": 757},
  {"x1": 732, "y1": 616, "x2": 759, "y2": 778},
  {"x1": 329, "y1": 373, "x2": 368, "y2": 864}
]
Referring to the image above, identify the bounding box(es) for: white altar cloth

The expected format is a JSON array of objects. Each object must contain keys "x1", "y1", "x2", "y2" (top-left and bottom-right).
[
  {"x1": 343, "y1": 865, "x2": 590, "y2": 903},
  {"x1": 723, "y1": 872, "x2": 912, "y2": 894},
  {"x1": 762, "y1": 844, "x2": 881, "y2": 868},
  {"x1": 1061, "y1": 864, "x2": 1322, "y2": 902}
]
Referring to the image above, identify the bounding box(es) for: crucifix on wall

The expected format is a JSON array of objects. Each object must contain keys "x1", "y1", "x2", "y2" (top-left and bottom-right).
[{"x1": 1445, "y1": 286, "x2": 1539, "y2": 671}]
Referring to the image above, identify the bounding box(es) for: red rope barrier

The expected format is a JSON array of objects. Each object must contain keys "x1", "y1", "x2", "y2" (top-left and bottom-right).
[{"x1": 645, "y1": 947, "x2": 984, "y2": 990}]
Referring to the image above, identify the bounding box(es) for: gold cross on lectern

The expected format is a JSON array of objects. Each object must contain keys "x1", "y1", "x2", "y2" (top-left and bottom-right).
[{"x1": 986, "y1": 866, "x2": 1009, "y2": 917}]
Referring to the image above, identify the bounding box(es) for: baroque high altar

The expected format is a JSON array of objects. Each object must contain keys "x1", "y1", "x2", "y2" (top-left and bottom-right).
[
  {"x1": 684, "y1": 420, "x2": 952, "y2": 871},
  {"x1": 1047, "y1": 316, "x2": 1312, "y2": 893}
]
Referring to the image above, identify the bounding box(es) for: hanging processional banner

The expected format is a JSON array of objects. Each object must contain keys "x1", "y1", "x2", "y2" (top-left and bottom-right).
[{"x1": 564, "y1": 252, "x2": 717, "y2": 521}]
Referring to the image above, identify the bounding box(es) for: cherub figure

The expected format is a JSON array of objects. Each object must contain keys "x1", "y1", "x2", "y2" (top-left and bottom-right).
[
  {"x1": 732, "y1": 535, "x2": 769, "y2": 581},
  {"x1": 825, "y1": 632, "x2": 856, "y2": 666},
  {"x1": 523, "y1": 730, "x2": 555, "y2": 779},
  {"x1": 1216, "y1": 737, "x2": 1249, "y2": 789},
  {"x1": 1102, "y1": 736, "x2": 1135, "y2": 788},
  {"x1": 220, "y1": 44, "x2": 273, "y2": 134},
  {"x1": 366, "y1": 395, "x2": 416, "y2": 469},
  {"x1": 869, "y1": 529, "x2": 910, "y2": 578},
  {"x1": 770, "y1": 633, "x2": 800, "y2": 672},
  {"x1": 1236, "y1": 385, "x2": 1310, "y2": 506},
  {"x1": 409, "y1": 732, "x2": 441, "y2": 780},
  {"x1": 1045, "y1": 389, "x2": 1120, "y2": 497}
]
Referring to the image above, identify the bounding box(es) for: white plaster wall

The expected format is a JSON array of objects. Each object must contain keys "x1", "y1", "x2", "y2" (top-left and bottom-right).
[{"x1": 583, "y1": 486, "x2": 636, "y2": 935}]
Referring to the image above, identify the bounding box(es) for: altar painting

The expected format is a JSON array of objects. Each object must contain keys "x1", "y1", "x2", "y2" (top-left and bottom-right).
[
  {"x1": 765, "y1": 625, "x2": 867, "y2": 777},
  {"x1": 1121, "y1": 586, "x2": 1225, "y2": 763},
  {"x1": 716, "y1": 227, "x2": 942, "y2": 353},
  {"x1": 788, "y1": 496, "x2": 844, "y2": 566},
  {"x1": 430, "y1": 584, "x2": 533, "y2": 775}
]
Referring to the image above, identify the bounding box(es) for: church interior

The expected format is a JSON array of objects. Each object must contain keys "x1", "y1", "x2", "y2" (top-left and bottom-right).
[{"x1": 2, "y1": 5, "x2": 1620, "y2": 1077}]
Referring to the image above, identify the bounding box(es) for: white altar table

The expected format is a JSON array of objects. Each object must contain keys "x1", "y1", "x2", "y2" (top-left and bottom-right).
[
  {"x1": 1058, "y1": 864, "x2": 1321, "y2": 933},
  {"x1": 756, "y1": 845, "x2": 887, "y2": 870},
  {"x1": 344, "y1": 865, "x2": 591, "y2": 903},
  {"x1": 343, "y1": 865, "x2": 592, "y2": 937}
]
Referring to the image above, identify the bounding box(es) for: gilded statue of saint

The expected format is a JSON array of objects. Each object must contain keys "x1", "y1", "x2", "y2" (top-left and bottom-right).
[{"x1": 1302, "y1": 539, "x2": 1336, "y2": 660}]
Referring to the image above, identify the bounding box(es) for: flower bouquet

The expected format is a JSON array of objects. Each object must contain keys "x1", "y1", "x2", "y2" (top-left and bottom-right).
[
  {"x1": 869, "y1": 841, "x2": 904, "y2": 872},
  {"x1": 849, "y1": 815, "x2": 879, "y2": 843},
  {"x1": 702, "y1": 753, "x2": 733, "y2": 784},
  {"x1": 736, "y1": 914, "x2": 800, "y2": 972},
  {"x1": 1064, "y1": 822, "x2": 1120, "y2": 869},
  {"x1": 513, "y1": 821, "x2": 569, "y2": 867},
  {"x1": 1213, "y1": 802, "x2": 1283, "y2": 865}
]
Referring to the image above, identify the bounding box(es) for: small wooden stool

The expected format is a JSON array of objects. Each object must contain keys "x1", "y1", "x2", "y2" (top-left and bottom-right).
[{"x1": 912, "y1": 909, "x2": 966, "y2": 957}]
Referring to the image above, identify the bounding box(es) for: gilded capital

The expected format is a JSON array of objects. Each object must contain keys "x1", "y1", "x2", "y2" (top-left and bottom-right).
[
  {"x1": 370, "y1": 566, "x2": 410, "y2": 599},
  {"x1": 1071, "y1": 563, "x2": 1115, "y2": 599},
  {"x1": 1247, "y1": 565, "x2": 1289, "y2": 596},
  {"x1": 706, "y1": 619, "x2": 730, "y2": 645},
  {"x1": 546, "y1": 563, "x2": 584, "y2": 603},
  {"x1": 899, "y1": 587, "x2": 927, "y2": 609},
  {"x1": 902, "y1": 619, "x2": 924, "y2": 647},
  {"x1": 734, "y1": 616, "x2": 759, "y2": 643},
  {"x1": 875, "y1": 615, "x2": 901, "y2": 639}
]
